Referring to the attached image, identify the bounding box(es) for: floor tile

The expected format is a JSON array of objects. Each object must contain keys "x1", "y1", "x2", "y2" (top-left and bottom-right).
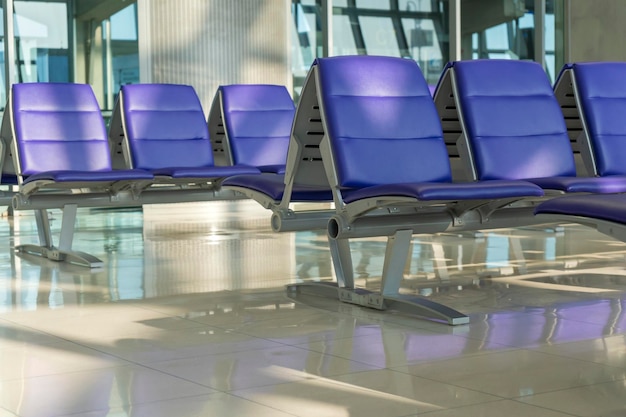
[
  {"x1": 418, "y1": 399, "x2": 578, "y2": 416},
  {"x1": 0, "y1": 340, "x2": 129, "y2": 381},
  {"x1": 297, "y1": 326, "x2": 513, "y2": 368},
  {"x1": 518, "y1": 380, "x2": 626, "y2": 416},
  {"x1": 535, "y1": 333, "x2": 626, "y2": 368},
  {"x1": 398, "y1": 349, "x2": 626, "y2": 398},
  {"x1": 0, "y1": 319, "x2": 68, "y2": 346},
  {"x1": 328, "y1": 368, "x2": 500, "y2": 409},
  {"x1": 148, "y1": 344, "x2": 381, "y2": 391},
  {"x1": 0, "y1": 365, "x2": 215, "y2": 417},
  {"x1": 79, "y1": 325, "x2": 285, "y2": 364},
  {"x1": 226, "y1": 310, "x2": 389, "y2": 345},
  {"x1": 233, "y1": 376, "x2": 448, "y2": 417},
  {"x1": 57, "y1": 392, "x2": 298, "y2": 417},
  {"x1": 458, "y1": 308, "x2": 622, "y2": 348},
  {"x1": 4, "y1": 304, "x2": 205, "y2": 342}
]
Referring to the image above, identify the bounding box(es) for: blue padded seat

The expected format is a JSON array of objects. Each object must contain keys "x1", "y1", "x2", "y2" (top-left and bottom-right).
[
  {"x1": 219, "y1": 84, "x2": 295, "y2": 174},
  {"x1": 569, "y1": 62, "x2": 626, "y2": 177},
  {"x1": 120, "y1": 83, "x2": 260, "y2": 178},
  {"x1": 11, "y1": 83, "x2": 153, "y2": 185},
  {"x1": 341, "y1": 180, "x2": 545, "y2": 204},
  {"x1": 222, "y1": 174, "x2": 333, "y2": 202},
  {"x1": 316, "y1": 56, "x2": 543, "y2": 202},
  {"x1": 535, "y1": 193, "x2": 626, "y2": 225},
  {"x1": 450, "y1": 60, "x2": 626, "y2": 194}
]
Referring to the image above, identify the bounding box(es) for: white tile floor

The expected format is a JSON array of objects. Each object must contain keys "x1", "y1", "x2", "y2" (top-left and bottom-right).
[{"x1": 1, "y1": 200, "x2": 626, "y2": 416}]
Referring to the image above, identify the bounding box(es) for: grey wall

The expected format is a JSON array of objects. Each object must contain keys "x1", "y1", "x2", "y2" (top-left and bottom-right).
[
  {"x1": 138, "y1": 0, "x2": 291, "y2": 111},
  {"x1": 569, "y1": 0, "x2": 626, "y2": 61}
]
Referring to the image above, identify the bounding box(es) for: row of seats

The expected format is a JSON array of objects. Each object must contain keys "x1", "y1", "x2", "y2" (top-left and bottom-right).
[
  {"x1": 3, "y1": 57, "x2": 626, "y2": 325},
  {"x1": 223, "y1": 57, "x2": 626, "y2": 325},
  {"x1": 0, "y1": 81, "x2": 300, "y2": 267}
]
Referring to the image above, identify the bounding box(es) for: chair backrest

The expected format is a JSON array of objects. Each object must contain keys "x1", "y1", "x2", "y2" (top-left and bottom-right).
[
  {"x1": 570, "y1": 62, "x2": 626, "y2": 176},
  {"x1": 209, "y1": 84, "x2": 294, "y2": 168},
  {"x1": 317, "y1": 55, "x2": 450, "y2": 188},
  {"x1": 120, "y1": 83, "x2": 214, "y2": 170},
  {"x1": 11, "y1": 83, "x2": 112, "y2": 178},
  {"x1": 451, "y1": 60, "x2": 576, "y2": 181}
]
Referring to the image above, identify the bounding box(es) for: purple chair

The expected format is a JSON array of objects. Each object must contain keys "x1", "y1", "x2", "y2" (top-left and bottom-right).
[
  {"x1": 110, "y1": 83, "x2": 260, "y2": 184},
  {"x1": 11, "y1": 83, "x2": 153, "y2": 193},
  {"x1": 285, "y1": 56, "x2": 548, "y2": 325},
  {"x1": 555, "y1": 62, "x2": 626, "y2": 180},
  {"x1": 5, "y1": 82, "x2": 155, "y2": 268},
  {"x1": 436, "y1": 59, "x2": 626, "y2": 194},
  {"x1": 208, "y1": 84, "x2": 295, "y2": 174},
  {"x1": 536, "y1": 63, "x2": 626, "y2": 241},
  {"x1": 219, "y1": 82, "x2": 337, "y2": 232}
]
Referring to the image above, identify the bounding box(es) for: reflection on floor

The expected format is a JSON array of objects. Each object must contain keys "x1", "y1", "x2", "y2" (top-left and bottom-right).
[{"x1": 1, "y1": 200, "x2": 626, "y2": 416}]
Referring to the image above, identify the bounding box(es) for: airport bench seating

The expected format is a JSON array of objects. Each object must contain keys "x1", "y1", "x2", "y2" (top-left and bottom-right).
[
  {"x1": 6, "y1": 60, "x2": 626, "y2": 324},
  {"x1": 284, "y1": 55, "x2": 553, "y2": 325},
  {"x1": 554, "y1": 62, "x2": 626, "y2": 180},
  {"x1": 6, "y1": 82, "x2": 265, "y2": 268},
  {"x1": 435, "y1": 59, "x2": 626, "y2": 194},
  {"x1": 219, "y1": 76, "x2": 341, "y2": 232},
  {"x1": 109, "y1": 83, "x2": 260, "y2": 186},
  {"x1": 207, "y1": 84, "x2": 295, "y2": 174},
  {"x1": 113, "y1": 82, "x2": 334, "y2": 233},
  {"x1": 2, "y1": 82, "x2": 157, "y2": 268},
  {"x1": 535, "y1": 62, "x2": 626, "y2": 241}
]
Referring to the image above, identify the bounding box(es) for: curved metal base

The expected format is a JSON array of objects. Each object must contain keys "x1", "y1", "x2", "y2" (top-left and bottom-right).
[
  {"x1": 286, "y1": 281, "x2": 469, "y2": 326},
  {"x1": 271, "y1": 210, "x2": 333, "y2": 232},
  {"x1": 16, "y1": 244, "x2": 104, "y2": 269}
]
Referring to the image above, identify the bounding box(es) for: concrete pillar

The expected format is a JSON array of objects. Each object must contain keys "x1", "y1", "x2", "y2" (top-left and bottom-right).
[
  {"x1": 138, "y1": 0, "x2": 291, "y2": 111},
  {"x1": 569, "y1": 0, "x2": 626, "y2": 61}
]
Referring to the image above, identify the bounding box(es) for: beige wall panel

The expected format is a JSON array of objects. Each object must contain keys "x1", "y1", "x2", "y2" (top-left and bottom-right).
[
  {"x1": 570, "y1": 0, "x2": 626, "y2": 61},
  {"x1": 141, "y1": 0, "x2": 290, "y2": 111}
]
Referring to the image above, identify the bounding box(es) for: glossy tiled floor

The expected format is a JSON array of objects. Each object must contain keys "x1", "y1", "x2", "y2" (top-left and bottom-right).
[{"x1": 1, "y1": 200, "x2": 626, "y2": 416}]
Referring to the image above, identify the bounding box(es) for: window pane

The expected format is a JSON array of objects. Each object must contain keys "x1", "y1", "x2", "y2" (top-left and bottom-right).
[
  {"x1": 402, "y1": 18, "x2": 443, "y2": 83},
  {"x1": 291, "y1": 2, "x2": 320, "y2": 99},
  {"x1": 14, "y1": 1, "x2": 69, "y2": 83},
  {"x1": 110, "y1": 3, "x2": 139, "y2": 103},
  {"x1": 484, "y1": 24, "x2": 509, "y2": 51},
  {"x1": 356, "y1": 0, "x2": 390, "y2": 10},
  {"x1": 358, "y1": 16, "x2": 399, "y2": 56},
  {"x1": 332, "y1": 14, "x2": 358, "y2": 56},
  {"x1": 399, "y1": 0, "x2": 432, "y2": 12}
]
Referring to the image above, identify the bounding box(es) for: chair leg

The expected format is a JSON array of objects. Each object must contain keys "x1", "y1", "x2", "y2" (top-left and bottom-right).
[
  {"x1": 286, "y1": 236, "x2": 356, "y2": 300},
  {"x1": 329, "y1": 236, "x2": 354, "y2": 289},
  {"x1": 380, "y1": 229, "x2": 413, "y2": 296},
  {"x1": 16, "y1": 205, "x2": 104, "y2": 268},
  {"x1": 288, "y1": 228, "x2": 469, "y2": 325},
  {"x1": 35, "y1": 209, "x2": 54, "y2": 248}
]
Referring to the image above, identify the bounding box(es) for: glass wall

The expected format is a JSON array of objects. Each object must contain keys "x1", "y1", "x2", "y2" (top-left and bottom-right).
[
  {"x1": 0, "y1": 1, "x2": 565, "y2": 110},
  {"x1": 291, "y1": 0, "x2": 565, "y2": 97},
  {"x1": 467, "y1": 0, "x2": 562, "y2": 81},
  {"x1": 0, "y1": 0, "x2": 71, "y2": 109},
  {"x1": 105, "y1": 3, "x2": 139, "y2": 110},
  {"x1": 292, "y1": 0, "x2": 449, "y2": 97},
  {"x1": 74, "y1": 0, "x2": 138, "y2": 112},
  {"x1": 0, "y1": 0, "x2": 138, "y2": 112}
]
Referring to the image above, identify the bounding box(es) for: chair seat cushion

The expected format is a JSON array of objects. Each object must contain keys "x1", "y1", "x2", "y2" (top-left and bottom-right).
[
  {"x1": 223, "y1": 174, "x2": 333, "y2": 202},
  {"x1": 1, "y1": 174, "x2": 18, "y2": 185},
  {"x1": 342, "y1": 180, "x2": 544, "y2": 204},
  {"x1": 535, "y1": 193, "x2": 626, "y2": 224},
  {"x1": 23, "y1": 169, "x2": 154, "y2": 184},
  {"x1": 257, "y1": 164, "x2": 286, "y2": 174},
  {"x1": 152, "y1": 165, "x2": 260, "y2": 178},
  {"x1": 527, "y1": 175, "x2": 626, "y2": 193}
]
